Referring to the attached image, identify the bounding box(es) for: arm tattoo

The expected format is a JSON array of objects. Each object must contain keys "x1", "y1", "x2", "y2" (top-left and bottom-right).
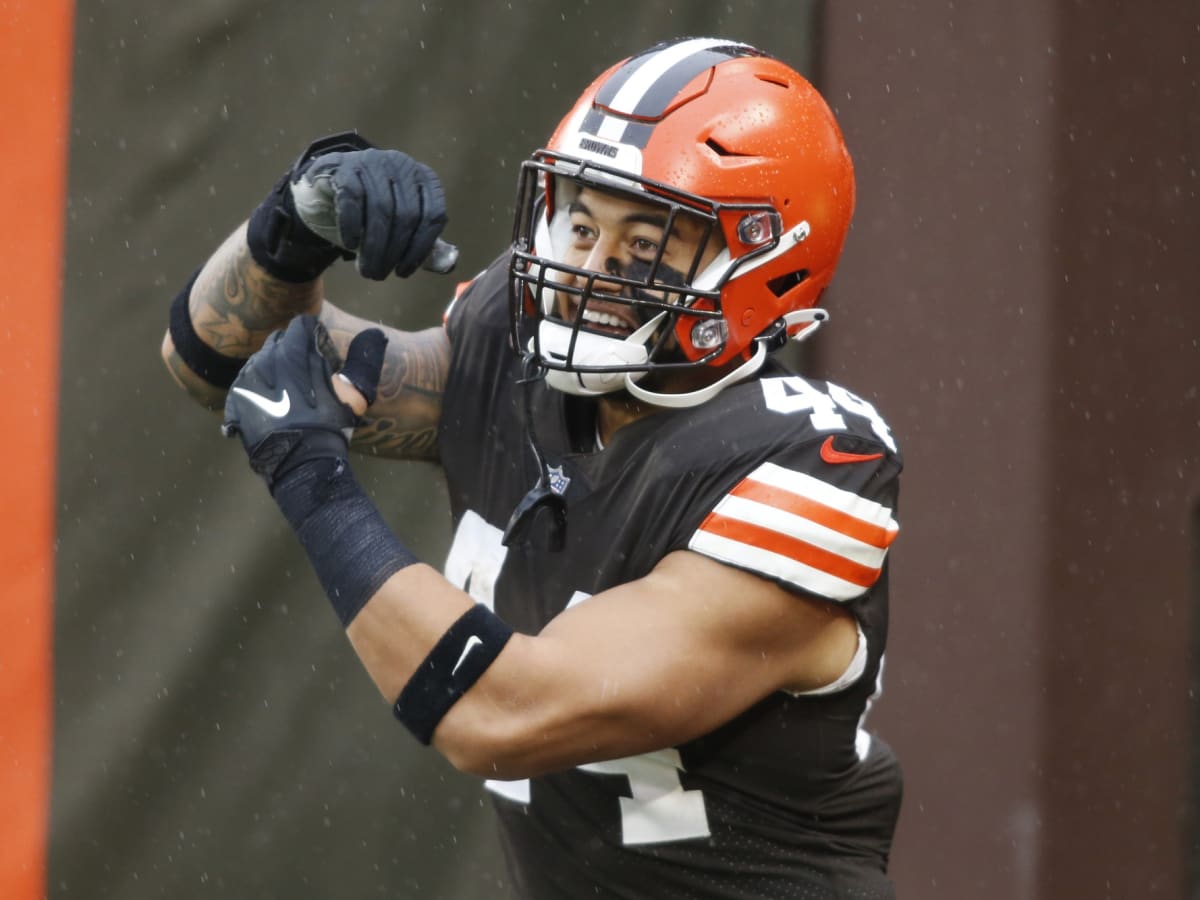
[
  {"x1": 162, "y1": 222, "x2": 451, "y2": 458},
  {"x1": 320, "y1": 309, "x2": 451, "y2": 462},
  {"x1": 189, "y1": 223, "x2": 322, "y2": 356},
  {"x1": 161, "y1": 223, "x2": 322, "y2": 410}
]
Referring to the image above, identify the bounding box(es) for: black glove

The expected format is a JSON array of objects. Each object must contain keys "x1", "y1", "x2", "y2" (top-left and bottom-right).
[
  {"x1": 222, "y1": 315, "x2": 387, "y2": 487},
  {"x1": 293, "y1": 144, "x2": 451, "y2": 280},
  {"x1": 247, "y1": 131, "x2": 456, "y2": 283},
  {"x1": 246, "y1": 134, "x2": 364, "y2": 283}
]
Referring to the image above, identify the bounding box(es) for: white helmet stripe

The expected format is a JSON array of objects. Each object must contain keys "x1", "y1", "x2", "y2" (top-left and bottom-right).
[
  {"x1": 603, "y1": 38, "x2": 736, "y2": 115},
  {"x1": 581, "y1": 38, "x2": 754, "y2": 147}
]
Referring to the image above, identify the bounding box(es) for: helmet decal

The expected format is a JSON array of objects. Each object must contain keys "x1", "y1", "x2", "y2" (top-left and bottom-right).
[{"x1": 577, "y1": 38, "x2": 762, "y2": 149}]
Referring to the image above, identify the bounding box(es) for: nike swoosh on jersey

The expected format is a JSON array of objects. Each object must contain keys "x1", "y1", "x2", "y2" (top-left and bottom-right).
[
  {"x1": 451, "y1": 635, "x2": 483, "y2": 677},
  {"x1": 688, "y1": 462, "x2": 898, "y2": 601},
  {"x1": 231, "y1": 386, "x2": 291, "y2": 418},
  {"x1": 819, "y1": 435, "x2": 885, "y2": 465}
]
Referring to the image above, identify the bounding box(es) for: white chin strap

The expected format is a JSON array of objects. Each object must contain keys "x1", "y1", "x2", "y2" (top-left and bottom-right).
[
  {"x1": 537, "y1": 307, "x2": 828, "y2": 408},
  {"x1": 624, "y1": 309, "x2": 830, "y2": 408},
  {"x1": 624, "y1": 308, "x2": 828, "y2": 409},
  {"x1": 625, "y1": 341, "x2": 770, "y2": 408},
  {"x1": 534, "y1": 313, "x2": 667, "y2": 397}
]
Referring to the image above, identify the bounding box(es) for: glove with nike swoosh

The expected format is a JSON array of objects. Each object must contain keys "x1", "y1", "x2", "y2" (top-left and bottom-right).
[{"x1": 222, "y1": 315, "x2": 386, "y2": 487}]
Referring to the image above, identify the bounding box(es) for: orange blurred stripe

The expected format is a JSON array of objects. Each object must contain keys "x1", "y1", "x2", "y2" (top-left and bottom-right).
[{"x1": 0, "y1": 1, "x2": 75, "y2": 898}]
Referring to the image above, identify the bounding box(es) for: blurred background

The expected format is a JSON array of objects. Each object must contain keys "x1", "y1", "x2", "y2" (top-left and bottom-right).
[{"x1": 1, "y1": 0, "x2": 1197, "y2": 897}]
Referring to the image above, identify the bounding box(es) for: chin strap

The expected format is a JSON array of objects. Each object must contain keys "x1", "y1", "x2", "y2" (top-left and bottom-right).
[
  {"x1": 624, "y1": 308, "x2": 829, "y2": 409},
  {"x1": 782, "y1": 307, "x2": 830, "y2": 339},
  {"x1": 537, "y1": 312, "x2": 664, "y2": 397},
  {"x1": 625, "y1": 342, "x2": 768, "y2": 409}
]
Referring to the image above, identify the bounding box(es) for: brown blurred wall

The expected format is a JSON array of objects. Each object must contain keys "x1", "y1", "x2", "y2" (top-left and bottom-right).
[
  {"x1": 822, "y1": 2, "x2": 1200, "y2": 898},
  {"x1": 1044, "y1": 6, "x2": 1198, "y2": 898}
]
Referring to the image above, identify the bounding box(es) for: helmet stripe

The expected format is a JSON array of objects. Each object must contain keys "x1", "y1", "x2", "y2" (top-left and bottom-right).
[
  {"x1": 595, "y1": 38, "x2": 734, "y2": 112},
  {"x1": 627, "y1": 46, "x2": 760, "y2": 120},
  {"x1": 579, "y1": 38, "x2": 761, "y2": 149}
]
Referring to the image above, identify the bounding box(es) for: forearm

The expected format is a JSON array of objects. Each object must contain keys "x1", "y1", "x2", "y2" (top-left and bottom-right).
[
  {"x1": 163, "y1": 225, "x2": 448, "y2": 458},
  {"x1": 161, "y1": 222, "x2": 323, "y2": 409},
  {"x1": 319, "y1": 308, "x2": 449, "y2": 461}
]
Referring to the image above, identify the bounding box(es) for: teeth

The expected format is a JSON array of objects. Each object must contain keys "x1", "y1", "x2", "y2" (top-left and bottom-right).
[{"x1": 581, "y1": 309, "x2": 626, "y2": 329}]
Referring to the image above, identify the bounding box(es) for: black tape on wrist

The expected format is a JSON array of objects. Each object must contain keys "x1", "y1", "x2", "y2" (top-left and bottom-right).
[
  {"x1": 271, "y1": 456, "x2": 417, "y2": 626},
  {"x1": 167, "y1": 268, "x2": 248, "y2": 389},
  {"x1": 393, "y1": 604, "x2": 514, "y2": 745},
  {"x1": 246, "y1": 172, "x2": 345, "y2": 283}
]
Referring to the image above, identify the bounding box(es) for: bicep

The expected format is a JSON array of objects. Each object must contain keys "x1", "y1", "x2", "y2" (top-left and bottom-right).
[
  {"x1": 318, "y1": 303, "x2": 451, "y2": 461},
  {"x1": 437, "y1": 550, "x2": 858, "y2": 776}
]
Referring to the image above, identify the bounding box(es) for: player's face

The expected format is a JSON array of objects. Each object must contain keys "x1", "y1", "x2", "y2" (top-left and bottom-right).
[{"x1": 553, "y1": 187, "x2": 725, "y2": 337}]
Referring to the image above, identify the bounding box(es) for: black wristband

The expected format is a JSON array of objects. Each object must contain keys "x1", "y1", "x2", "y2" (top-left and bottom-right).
[
  {"x1": 393, "y1": 604, "x2": 514, "y2": 745},
  {"x1": 167, "y1": 268, "x2": 248, "y2": 389},
  {"x1": 271, "y1": 457, "x2": 417, "y2": 626}
]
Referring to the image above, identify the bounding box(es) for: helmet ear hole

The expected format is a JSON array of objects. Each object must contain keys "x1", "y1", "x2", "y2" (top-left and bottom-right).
[{"x1": 766, "y1": 269, "x2": 809, "y2": 298}]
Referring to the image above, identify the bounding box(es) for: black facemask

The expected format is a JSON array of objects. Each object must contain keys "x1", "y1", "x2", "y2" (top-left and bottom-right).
[{"x1": 590, "y1": 256, "x2": 690, "y2": 328}]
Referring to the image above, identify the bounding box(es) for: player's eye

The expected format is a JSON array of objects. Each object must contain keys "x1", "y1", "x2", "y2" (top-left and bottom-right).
[
  {"x1": 570, "y1": 223, "x2": 596, "y2": 244},
  {"x1": 631, "y1": 236, "x2": 659, "y2": 259}
]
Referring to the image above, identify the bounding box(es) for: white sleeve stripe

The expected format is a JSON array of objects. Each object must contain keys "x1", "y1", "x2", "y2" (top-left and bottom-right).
[
  {"x1": 748, "y1": 462, "x2": 897, "y2": 530},
  {"x1": 688, "y1": 530, "x2": 870, "y2": 601},
  {"x1": 714, "y1": 495, "x2": 890, "y2": 569}
]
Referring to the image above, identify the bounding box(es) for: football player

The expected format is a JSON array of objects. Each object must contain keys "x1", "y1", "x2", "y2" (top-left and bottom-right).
[{"x1": 163, "y1": 37, "x2": 904, "y2": 899}]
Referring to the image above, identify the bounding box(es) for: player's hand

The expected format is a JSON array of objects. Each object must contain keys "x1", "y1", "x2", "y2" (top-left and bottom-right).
[
  {"x1": 222, "y1": 315, "x2": 386, "y2": 486},
  {"x1": 246, "y1": 131, "x2": 457, "y2": 284},
  {"x1": 291, "y1": 143, "x2": 455, "y2": 280}
]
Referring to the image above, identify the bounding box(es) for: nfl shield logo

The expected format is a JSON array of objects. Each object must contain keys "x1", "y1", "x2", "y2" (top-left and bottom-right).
[{"x1": 547, "y1": 465, "x2": 571, "y2": 496}]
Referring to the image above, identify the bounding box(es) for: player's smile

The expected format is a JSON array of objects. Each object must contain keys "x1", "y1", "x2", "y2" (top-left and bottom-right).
[
  {"x1": 552, "y1": 187, "x2": 724, "y2": 338},
  {"x1": 563, "y1": 293, "x2": 642, "y2": 337}
]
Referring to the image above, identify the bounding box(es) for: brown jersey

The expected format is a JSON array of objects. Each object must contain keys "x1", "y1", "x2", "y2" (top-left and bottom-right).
[{"x1": 438, "y1": 255, "x2": 904, "y2": 899}]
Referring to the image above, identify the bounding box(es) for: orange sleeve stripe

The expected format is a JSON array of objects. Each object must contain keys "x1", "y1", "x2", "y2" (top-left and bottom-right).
[
  {"x1": 729, "y1": 479, "x2": 898, "y2": 549},
  {"x1": 698, "y1": 512, "x2": 883, "y2": 588}
]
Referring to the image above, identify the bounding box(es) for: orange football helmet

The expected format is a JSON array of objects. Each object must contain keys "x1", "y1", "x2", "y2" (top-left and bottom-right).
[{"x1": 508, "y1": 37, "x2": 856, "y2": 407}]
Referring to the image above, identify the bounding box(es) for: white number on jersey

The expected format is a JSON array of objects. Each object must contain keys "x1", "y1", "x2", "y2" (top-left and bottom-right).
[
  {"x1": 444, "y1": 514, "x2": 711, "y2": 845},
  {"x1": 487, "y1": 749, "x2": 710, "y2": 846},
  {"x1": 443, "y1": 509, "x2": 508, "y2": 610},
  {"x1": 577, "y1": 750, "x2": 710, "y2": 844},
  {"x1": 761, "y1": 376, "x2": 897, "y2": 452}
]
